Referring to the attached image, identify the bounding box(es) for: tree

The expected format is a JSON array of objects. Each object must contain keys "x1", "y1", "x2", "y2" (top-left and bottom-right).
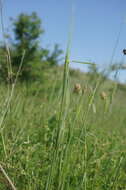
[
  {"x1": 11, "y1": 12, "x2": 45, "y2": 80},
  {"x1": 46, "y1": 44, "x2": 63, "y2": 66},
  {"x1": 0, "y1": 12, "x2": 63, "y2": 82}
]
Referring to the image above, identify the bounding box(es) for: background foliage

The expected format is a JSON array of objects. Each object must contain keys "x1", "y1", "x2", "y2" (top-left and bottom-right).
[{"x1": 0, "y1": 12, "x2": 63, "y2": 82}]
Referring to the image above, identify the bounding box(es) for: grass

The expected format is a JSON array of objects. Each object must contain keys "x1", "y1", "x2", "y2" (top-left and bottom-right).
[
  {"x1": 0, "y1": 59, "x2": 126, "y2": 190},
  {"x1": 0, "y1": 2, "x2": 126, "y2": 188}
]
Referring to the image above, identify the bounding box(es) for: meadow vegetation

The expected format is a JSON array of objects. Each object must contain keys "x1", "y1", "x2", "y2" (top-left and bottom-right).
[{"x1": 0, "y1": 12, "x2": 126, "y2": 190}]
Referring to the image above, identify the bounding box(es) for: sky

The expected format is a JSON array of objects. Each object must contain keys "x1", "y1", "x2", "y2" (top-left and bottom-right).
[{"x1": 1, "y1": 0, "x2": 126, "y2": 82}]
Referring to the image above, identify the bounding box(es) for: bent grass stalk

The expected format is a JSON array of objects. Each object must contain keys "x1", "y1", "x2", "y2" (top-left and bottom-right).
[
  {"x1": 0, "y1": 164, "x2": 17, "y2": 190},
  {"x1": 0, "y1": 4, "x2": 25, "y2": 189},
  {"x1": 0, "y1": 51, "x2": 25, "y2": 189},
  {"x1": 0, "y1": 50, "x2": 25, "y2": 132}
]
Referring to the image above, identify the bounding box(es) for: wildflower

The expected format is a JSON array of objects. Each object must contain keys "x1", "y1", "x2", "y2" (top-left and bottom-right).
[
  {"x1": 73, "y1": 83, "x2": 81, "y2": 94},
  {"x1": 100, "y1": 91, "x2": 107, "y2": 100}
]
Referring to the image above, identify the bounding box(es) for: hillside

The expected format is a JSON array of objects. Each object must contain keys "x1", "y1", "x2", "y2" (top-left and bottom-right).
[{"x1": 0, "y1": 65, "x2": 126, "y2": 189}]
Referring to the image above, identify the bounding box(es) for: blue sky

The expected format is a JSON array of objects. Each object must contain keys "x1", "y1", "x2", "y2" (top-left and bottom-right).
[{"x1": 1, "y1": 0, "x2": 126, "y2": 81}]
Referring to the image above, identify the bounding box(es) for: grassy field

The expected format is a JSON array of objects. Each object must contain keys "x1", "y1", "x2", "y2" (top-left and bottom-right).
[{"x1": 0, "y1": 60, "x2": 126, "y2": 190}]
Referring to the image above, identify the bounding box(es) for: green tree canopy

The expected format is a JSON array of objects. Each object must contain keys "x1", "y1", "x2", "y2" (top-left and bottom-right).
[
  {"x1": 11, "y1": 12, "x2": 44, "y2": 80},
  {"x1": 0, "y1": 12, "x2": 63, "y2": 82}
]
